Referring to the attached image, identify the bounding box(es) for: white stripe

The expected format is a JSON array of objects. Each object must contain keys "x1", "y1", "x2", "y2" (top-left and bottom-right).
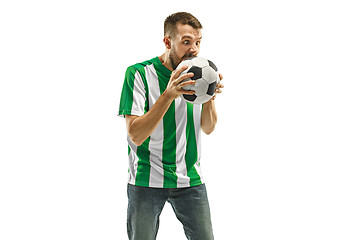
[
  {"x1": 194, "y1": 104, "x2": 202, "y2": 159},
  {"x1": 127, "y1": 135, "x2": 138, "y2": 185},
  {"x1": 175, "y1": 98, "x2": 190, "y2": 187},
  {"x1": 145, "y1": 64, "x2": 164, "y2": 187},
  {"x1": 130, "y1": 71, "x2": 146, "y2": 116},
  {"x1": 193, "y1": 104, "x2": 204, "y2": 183}
]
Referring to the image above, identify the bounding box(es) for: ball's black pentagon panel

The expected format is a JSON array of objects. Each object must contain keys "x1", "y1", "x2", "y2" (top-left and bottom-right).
[
  {"x1": 188, "y1": 66, "x2": 202, "y2": 80},
  {"x1": 206, "y1": 81, "x2": 217, "y2": 95},
  {"x1": 208, "y1": 60, "x2": 218, "y2": 72},
  {"x1": 183, "y1": 94, "x2": 197, "y2": 102}
]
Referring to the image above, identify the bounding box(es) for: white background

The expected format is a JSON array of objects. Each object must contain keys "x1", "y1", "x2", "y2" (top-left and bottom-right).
[{"x1": 1, "y1": 0, "x2": 359, "y2": 239}]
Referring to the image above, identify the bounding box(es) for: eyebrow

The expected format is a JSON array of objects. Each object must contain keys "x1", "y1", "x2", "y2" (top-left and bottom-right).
[{"x1": 181, "y1": 35, "x2": 202, "y2": 40}]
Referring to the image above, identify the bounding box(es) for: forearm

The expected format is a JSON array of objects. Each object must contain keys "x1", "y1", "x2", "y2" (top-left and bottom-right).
[
  {"x1": 201, "y1": 100, "x2": 217, "y2": 134},
  {"x1": 126, "y1": 90, "x2": 173, "y2": 146},
  {"x1": 126, "y1": 65, "x2": 195, "y2": 146}
]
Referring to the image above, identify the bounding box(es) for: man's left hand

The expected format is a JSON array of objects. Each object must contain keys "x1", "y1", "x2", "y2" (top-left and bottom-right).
[{"x1": 210, "y1": 73, "x2": 224, "y2": 101}]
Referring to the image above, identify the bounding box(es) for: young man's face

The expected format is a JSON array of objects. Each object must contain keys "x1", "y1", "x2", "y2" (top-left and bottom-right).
[{"x1": 169, "y1": 23, "x2": 202, "y2": 70}]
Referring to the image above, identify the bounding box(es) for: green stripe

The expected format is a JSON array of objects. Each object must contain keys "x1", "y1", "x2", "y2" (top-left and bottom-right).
[
  {"x1": 119, "y1": 67, "x2": 135, "y2": 115},
  {"x1": 185, "y1": 103, "x2": 201, "y2": 186},
  {"x1": 135, "y1": 137, "x2": 151, "y2": 187},
  {"x1": 128, "y1": 146, "x2": 131, "y2": 174}
]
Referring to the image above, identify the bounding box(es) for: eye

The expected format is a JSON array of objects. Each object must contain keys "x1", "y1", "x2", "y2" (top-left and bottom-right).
[
  {"x1": 183, "y1": 40, "x2": 190, "y2": 45},
  {"x1": 196, "y1": 41, "x2": 201, "y2": 46}
]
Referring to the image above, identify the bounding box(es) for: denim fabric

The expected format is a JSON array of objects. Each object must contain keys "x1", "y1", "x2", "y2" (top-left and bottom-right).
[{"x1": 127, "y1": 184, "x2": 214, "y2": 240}]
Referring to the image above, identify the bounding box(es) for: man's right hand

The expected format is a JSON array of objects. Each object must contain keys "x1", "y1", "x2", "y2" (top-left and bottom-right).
[{"x1": 163, "y1": 65, "x2": 196, "y2": 100}]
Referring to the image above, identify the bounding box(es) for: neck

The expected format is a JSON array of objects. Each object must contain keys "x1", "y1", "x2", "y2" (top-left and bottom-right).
[{"x1": 159, "y1": 51, "x2": 174, "y2": 71}]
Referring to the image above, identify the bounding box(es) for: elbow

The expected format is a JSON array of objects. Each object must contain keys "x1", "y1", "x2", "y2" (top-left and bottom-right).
[
  {"x1": 133, "y1": 141, "x2": 144, "y2": 147},
  {"x1": 205, "y1": 129, "x2": 215, "y2": 135},
  {"x1": 128, "y1": 132, "x2": 145, "y2": 146},
  {"x1": 126, "y1": 116, "x2": 145, "y2": 146},
  {"x1": 202, "y1": 125, "x2": 215, "y2": 135},
  {"x1": 131, "y1": 139, "x2": 143, "y2": 146},
  {"x1": 201, "y1": 118, "x2": 217, "y2": 135},
  {"x1": 130, "y1": 137, "x2": 144, "y2": 146}
]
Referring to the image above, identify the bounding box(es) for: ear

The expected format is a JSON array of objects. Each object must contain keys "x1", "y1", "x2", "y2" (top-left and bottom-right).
[{"x1": 163, "y1": 36, "x2": 171, "y2": 49}]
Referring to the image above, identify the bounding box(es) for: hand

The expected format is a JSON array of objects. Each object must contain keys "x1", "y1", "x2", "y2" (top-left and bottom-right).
[
  {"x1": 164, "y1": 65, "x2": 196, "y2": 100},
  {"x1": 209, "y1": 73, "x2": 224, "y2": 101}
]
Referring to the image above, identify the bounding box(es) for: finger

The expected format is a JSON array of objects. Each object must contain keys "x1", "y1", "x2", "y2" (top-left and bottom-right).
[
  {"x1": 172, "y1": 65, "x2": 189, "y2": 78},
  {"x1": 174, "y1": 72, "x2": 194, "y2": 84},
  {"x1": 179, "y1": 80, "x2": 196, "y2": 88},
  {"x1": 219, "y1": 73, "x2": 223, "y2": 81},
  {"x1": 216, "y1": 83, "x2": 224, "y2": 89},
  {"x1": 215, "y1": 88, "x2": 222, "y2": 94},
  {"x1": 179, "y1": 89, "x2": 195, "y2": 95}
]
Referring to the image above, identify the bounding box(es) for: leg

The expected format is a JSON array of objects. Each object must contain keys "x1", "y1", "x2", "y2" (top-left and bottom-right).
[
  {"x1": 168, "y1": 184, "x2": 214, "y2": 240},
  {"x1": 127, "y1": 184, "x2": 168, "y2": 240}
]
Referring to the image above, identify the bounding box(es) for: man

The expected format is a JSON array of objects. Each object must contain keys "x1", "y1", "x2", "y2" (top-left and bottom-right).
[{"x1": 119, "y1": 12, "x2": 224, "y2": 240}]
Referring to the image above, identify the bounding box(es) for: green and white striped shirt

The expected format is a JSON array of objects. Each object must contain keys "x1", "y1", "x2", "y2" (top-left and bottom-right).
[{"x1": 119, "y1": 57, "x2": 204, "y2": 188}]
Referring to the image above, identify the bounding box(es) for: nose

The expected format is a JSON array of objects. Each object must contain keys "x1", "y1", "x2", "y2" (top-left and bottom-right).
[{"x1": 189, "y1": 43, "x2": 199, "y2": 54}]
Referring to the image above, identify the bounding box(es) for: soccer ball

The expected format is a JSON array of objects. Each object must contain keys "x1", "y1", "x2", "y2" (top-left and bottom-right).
[{"x1": 177, "y1": 56, "x2": 219, "y2": 104}]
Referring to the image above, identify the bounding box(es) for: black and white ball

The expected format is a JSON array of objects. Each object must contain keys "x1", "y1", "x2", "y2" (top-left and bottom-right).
[{"x1": 177, "y1": 56, "x2": 219, "y2": 104}]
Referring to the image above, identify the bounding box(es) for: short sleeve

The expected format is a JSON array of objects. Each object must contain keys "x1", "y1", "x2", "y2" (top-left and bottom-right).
[{"x1": 118, "y1": 67, "x2": 146, "y2": 118}]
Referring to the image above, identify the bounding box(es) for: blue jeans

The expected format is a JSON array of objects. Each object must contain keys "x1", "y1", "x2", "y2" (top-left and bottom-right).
[{"x1": 127, "y1": 184, "x2": 214, "y2": 240}]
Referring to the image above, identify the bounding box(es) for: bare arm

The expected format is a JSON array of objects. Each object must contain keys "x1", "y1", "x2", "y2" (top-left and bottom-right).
[
  {"x1": 201, "y1": 74, "x2": 224, "y2": 134},
  {"x1": 201, "y1": 100, "x2": 217, "y2": 134},
  {"x1": 125, "y1": 93, "x2": 173, "y2": 146},
  {"x1": 126, "y1": 66, "x2": 195, "y2": 146}
]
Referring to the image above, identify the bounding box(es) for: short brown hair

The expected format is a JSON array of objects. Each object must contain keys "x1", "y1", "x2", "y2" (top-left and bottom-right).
[{"x1": 164, "y1": 12, "x2": 203, "y2": 37}]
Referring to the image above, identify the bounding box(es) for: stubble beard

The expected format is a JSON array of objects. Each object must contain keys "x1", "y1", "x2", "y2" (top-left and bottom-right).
[
  {"x1": 169, "y1": 49, "x2": 194, "y2": 71},
  {"x1": 169, "y1": 49, "x2": 182, "y2": 71}
]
